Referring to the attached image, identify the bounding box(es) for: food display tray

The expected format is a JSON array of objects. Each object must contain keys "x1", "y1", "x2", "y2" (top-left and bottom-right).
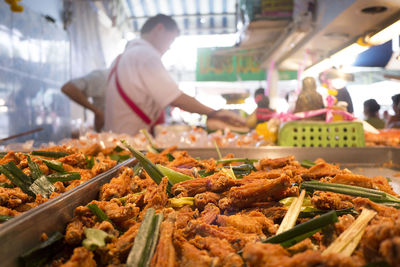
[
  {"x1": 0, "y1": 158, "x2": 137, "y2": 267},
  {"x1": 1, "y1": 147, "x2": 400, "y2": 266}
]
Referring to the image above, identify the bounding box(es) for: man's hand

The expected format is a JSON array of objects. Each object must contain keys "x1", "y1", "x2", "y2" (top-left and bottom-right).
[
  {"x1": 94, "y1": 110, "x2": 105, "y2": 132},
  {"x1": 207, "y1": 110, "x2": 249, "y2": 132}
]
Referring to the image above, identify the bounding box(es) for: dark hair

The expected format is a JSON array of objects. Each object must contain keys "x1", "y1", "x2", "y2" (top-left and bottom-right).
[
  {"x1": 254, "y1": 88, "x2": 265, "y2": 97},
  {"x1": 364, "y1": 99, "x2": 380, "y2": 114},
  {"x1": 392, "y1": 94, "x2": 400, "y2": 106},
  {"x1": 140, "y1": 14, "x2": 179, "y2": 35}
]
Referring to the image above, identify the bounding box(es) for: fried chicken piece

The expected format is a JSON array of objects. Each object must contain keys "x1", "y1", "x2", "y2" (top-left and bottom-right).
[
  {"x1": 65, "y1": 219, "x2": 85, "y2": 245},
  {"x1": 99, "y1": 167, "x2": 137, "y2": 201},
  {"x1": 379, "y1": 236, "x2": 400, "y2": 267},
  {"x1": 311, "y1": 191, "x2": 354, "y2": 210},
  {"x1": 106, "y1": 222, "x2": 140, "y2": 262},
  {"x1": 242, "y1": 242, "x2": 289, "y2": 267},
  {"x1": 58, "y1": 153, "x2": 87, "y2": 169},
  {"x1": 0, "y1": 151, "x2": 20, "y2": 165},
  {"x1": 216, "y1": 211, "x2": 276, "y2": 237},
  {"x1": 0, "y1": 187, "x2": 30, "y2": 208},
  {"x1": 190, "y1": 236, "x2": 243, "y2": 267},
  {"x1": 151, "y1": 215, "x2": 176, "y2": 267},
  {"x1": 361, "y1": 216, "x2": 400, "y2": 263},
  {"x1": 91, "y1": 158, "x2": 117, "y2": 177},
  {"x1": 334, "y1": 214, "x2": 356, "y2": 236},
  {"x1": 187, "y1": 222, "x2": 261, "y2": 250},
  {"x1": 172, "y1": 171, "x2": 239, "y2": 197},
  {"x1": 328, "y1": 174, "x2": 398, "y2": 196},
  {"x1": 301, "y1": 162, "x2": 342, "y2": 180},
  {"x1": 251, "y1": 204, "x2": 287, "y2": 223},
  {"x1": 143, "y1": 177, "x2": 169, "y2": 210},
  {"x1": 195, "y1": 203, "x2": 220, "y2": 225},
  {"x1": 146, "y1": 146, "x2": 178, "y2": 165},
  {"x1": 60, "y1": 247, "x2": 96, "y2": 267},
  {"x1": 82, "y1": 143, "x2": 102, "y2": 156},
  {"x1": 167, "y1": 152, "x2": 199, "y2": 169},
  {"x1": 175, "y1": 205, "x2": 196, "y2": 229},
  {"x1": 223, "y1": 175, "x2": 292, "y2": 209},
  {"x1": 194, "y1": 192, "x2": 221, "y2": 210},
  {"x1": 243, "y1": 171, "x2": 282, "y2": 180},
  {"x1": 179, "y1": 241, "x2": 212, "y2": 267},
  {"x1": 0, "y1": 205, "x2": 20, "y2": 217},
  {"x1": 92, "y1": 200, "x2": 139, "y2": 223},
  {"x1": 258, "y1": 156, "x2": 297, "y2": 170},
  {"x1": 352, "y1": 197, "x2": 398, "y2": 217}
]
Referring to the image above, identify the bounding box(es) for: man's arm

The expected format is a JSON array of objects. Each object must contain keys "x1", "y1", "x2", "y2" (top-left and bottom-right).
[
  {"x1": 170, "y1": 93, "x2": 214, "y2": 115},
  {"x1": 61, "y1": 82, "x2": 104, "y2": 131}
]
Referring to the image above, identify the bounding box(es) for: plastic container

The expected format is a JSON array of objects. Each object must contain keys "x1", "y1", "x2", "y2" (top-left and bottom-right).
[{"x1": 278, "y1": 121, "x2": 365, "y2": 147}]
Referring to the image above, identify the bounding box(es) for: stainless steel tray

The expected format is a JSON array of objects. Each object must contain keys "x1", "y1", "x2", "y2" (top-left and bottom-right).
[
  {"x1": 0, "y1": 158, "x2": 137, "y2": 267},
  {"x1": 1, "y1": 147, "x2": 400, "y2": 266}
]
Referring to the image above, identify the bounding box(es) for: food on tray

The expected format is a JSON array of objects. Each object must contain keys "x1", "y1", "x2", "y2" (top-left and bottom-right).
[
  {"x1": 0, "y1": 145, "x2": 130, "y2": 222},
  {"x1": 20, "y1": 143, "x2": 400, "y2": 266},
  {"x1": 365, "y1": 129, "x2": 400, "y2": 147}
]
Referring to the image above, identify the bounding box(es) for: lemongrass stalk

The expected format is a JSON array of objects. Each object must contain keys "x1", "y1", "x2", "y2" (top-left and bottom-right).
[{"x1": 277, "y1": 190, "x2": 306, "y2": 234}]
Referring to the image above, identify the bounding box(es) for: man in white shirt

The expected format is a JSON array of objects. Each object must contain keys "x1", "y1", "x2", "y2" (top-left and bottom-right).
[
  {"x1": 104, "y1": 14, "x2": 246, "y2": 135},
  {"x1": 61, "y1": 69, "x2": 108, "y2": 132}
]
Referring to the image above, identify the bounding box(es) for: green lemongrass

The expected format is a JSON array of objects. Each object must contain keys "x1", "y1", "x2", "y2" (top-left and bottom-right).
[
  {"x1": 301, "y1": 181, "x2": 400, "y2": 203},
  {"x1": 216, "y1": 158, "x2": 258, "y2": 164},
  {"x1": 277, "y1": 190, "x2": 306, "y2": 234},
  {"x1": 141, "y1": 129, "x2": 162, "y2": 153},
  {"x1": 280, "y1": 228, "x2": 320, "y2": 248},
  {"x1": 213, "y1": 140, "x2": 222, "y2": 160},
  {"x1": 31, "y1": 151, "x2": 69, "y2": 158},
  {"x1": 156, "y1": 164, "x2": 193, "y2": 185},
  {"x1": 87, "y1": 203, "x2": 113, "y2": 224},
  {"x1": 300, "y1": 160, "x2": 317, "y2": 169},
  {"x1": 263, "y1": 210, "x2": 338, "y2": 245},
  {"x1": 121, "y1": 140, "x2": 166, "y2": 189},
  {"x1": 141, "y1": 213, "x2": 163, "y2": 267},
  {"x1": 322, "y1": 208, "x2": 376, "y2": 256},
  {"x1": 169, "y1": 197, "x2": 194, "y2": 207},
  {"x1": 299, "y1": 207, "x2": 358, "y2": 218},
  {"x1": 47, "y1": 172, "x2": 81, "y2": 183}
]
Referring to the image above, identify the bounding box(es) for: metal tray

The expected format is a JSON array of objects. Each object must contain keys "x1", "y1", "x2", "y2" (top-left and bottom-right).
[
  {"x1": 0, "y1": 158, "x2": 137, "y2": 267},
  {"x1": 1, "y1": 147, "x2": 400, "y2": 266}
]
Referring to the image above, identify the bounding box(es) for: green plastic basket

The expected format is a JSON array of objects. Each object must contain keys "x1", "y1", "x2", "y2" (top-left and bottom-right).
[{"x1": 278, "y1": 121, "x2": 365, "y2": 147}]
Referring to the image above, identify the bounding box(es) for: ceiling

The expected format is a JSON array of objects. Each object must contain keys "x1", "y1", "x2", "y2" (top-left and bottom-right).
[{"x1": 121, "y1": 0, "x2": 237, "y2": 34}]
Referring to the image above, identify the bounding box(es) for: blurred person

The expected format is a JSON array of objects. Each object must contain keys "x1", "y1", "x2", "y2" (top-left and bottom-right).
[
  {"x1": 363, "y1": 99, "x2": 385, "y2": 129},
  {"x1": 386, "y1": 94, "x2": 400, "y2": 129},
  {"x1": 319, "y1": 68, "x2": 354, "y2": 113},
  {"x1": 61, "y1": 69, "x2": 107, "y2": 132},
  {"x1": 294, "y1": 76, "x2": 325, "y2": 120},
  {"x1": 247, "y1": 88, "x2": 274, "y2": 128},
  {"x1": 104, "y1": 14, "x2": 246, "y2": 135}
]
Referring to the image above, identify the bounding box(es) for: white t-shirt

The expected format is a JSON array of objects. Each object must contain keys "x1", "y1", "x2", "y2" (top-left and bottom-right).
[
  {"x1": 104, "y1": 39, "x2": 182, "y2": 135},
  {"x1": 70, "y1": 69, "x2": 108, "y2": 113}
]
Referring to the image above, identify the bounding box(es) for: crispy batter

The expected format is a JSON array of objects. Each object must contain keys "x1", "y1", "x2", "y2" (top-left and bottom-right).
[
  {"x1": 302, "y1": 162, "x2": 342, "y2": 180},
  {"x1": 150, "y1": 215, "x2": 176, "y2": 267},
  {"x1": 0, "y1": 187, "x2": 30, "y2": 208},
  {"x1": 60, "y1": 247, "x2": 96, "y2": 267},
  {"x1": 311, "y1": 191, "x2": 354, "y2": 210},
  {"x1": 194, "y1": 191, "x2": 221, "y2": 210}
]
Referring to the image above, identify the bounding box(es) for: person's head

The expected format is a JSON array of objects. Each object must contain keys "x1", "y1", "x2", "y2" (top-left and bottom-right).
[
  {"x1": 254, "y1": 88, "x2": 269, "y2": 108},
  {"x1": 392, "y1": 94, "x2": 400, "y2": 115},
  {"x1": 363, "y1": 99, "x2": 380, "y2": 117},
  {"x1": 319, "y1": 68, "x2": 349, "y2": 90},
  {"x1": 140, "y1": 14, "x2": 180, "y2": 55}
]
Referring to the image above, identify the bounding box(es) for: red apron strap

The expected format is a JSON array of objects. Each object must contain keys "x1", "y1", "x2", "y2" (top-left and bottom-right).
[{"x1": 108, "y1": 54, "x2": 152, "y2": 125}]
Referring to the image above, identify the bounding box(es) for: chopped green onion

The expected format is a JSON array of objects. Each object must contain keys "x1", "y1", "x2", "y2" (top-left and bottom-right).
[
  {"x1": 31, "y1": 151, "x2": 69, "y2": 158},
  {"x1": 19, "y1": 232, "x2": 64, "y2": 267},
  {"x1": 0, "y1": 162, "x2": 35, "y2": 197},
  {"x1": 263, "y1": 210, "x2": 338, "y2": 246},
  {"x1": 0, "y1": 182, "x2": 14, "y2": 188},
  {"x1": 46, "y1": 172, "x2": 81, "y2": 183},
  {"x1": 280, "y1": 228, "x2": 320, "y2": 248},
  {"x1": 87, "y1": 203, "x2": 112, "y2": 224},
  {"x1": 0, "y1": 214, "x2": 13, "y2": 222},
  {"x1": 301, "y1": 160, "x2": 317, "y2": 169},
  {"x1": 299, "y1": 208, "x2": 358, "y2": 218},
  {"x1": 41, "y1": 159, "x2": 65, "y2": 172},
  {"x1": 82, "y1": 228, "x2": 111, "y2": 251},
  {"x1": 156, "y1": 164, "x2": 193, "y2": 185}
]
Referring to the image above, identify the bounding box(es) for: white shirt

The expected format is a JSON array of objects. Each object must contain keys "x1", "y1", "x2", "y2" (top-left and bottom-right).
[
  {"x1": 104, "y1": 39, "x2": 182, "y2": 135},
  {"x1": 70, "y1": 69, "x2": 108, "y2": 113}
]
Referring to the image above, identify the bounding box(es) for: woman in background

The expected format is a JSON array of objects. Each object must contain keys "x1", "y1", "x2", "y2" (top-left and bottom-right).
[{"x1": 363, "y1": 99, "x2": 385, "y2": 129}]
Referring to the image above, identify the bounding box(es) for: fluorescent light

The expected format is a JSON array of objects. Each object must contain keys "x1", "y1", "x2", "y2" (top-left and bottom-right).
[
  {"x1": 303, "y1": 43, "x2": 368, "y2": 77},
  {"x1": 369, "y1": 19, "x2": 400, "y2": 45}
]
